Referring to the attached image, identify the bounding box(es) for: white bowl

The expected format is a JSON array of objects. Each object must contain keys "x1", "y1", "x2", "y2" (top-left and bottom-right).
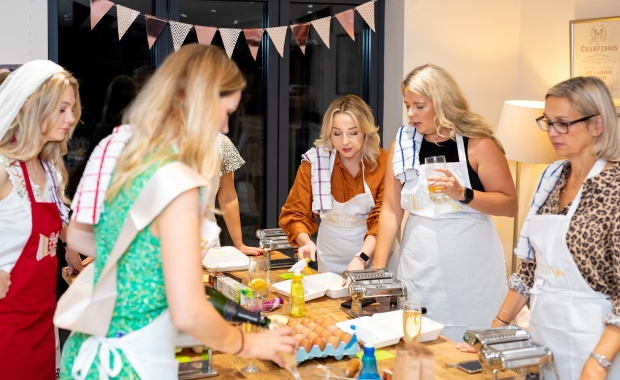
[
  {"x1": 272, "y1": 278, "x2": 328, "y2": 301},
  {"x1": 371, "y1": 309, "x2": 445, "y2": 343},
  {"x1": 304, "y1": 272, "x2": 349, "y2": 298},
  {"x1": 336, "y1": 317, "x2": 402, "y2": 349}
]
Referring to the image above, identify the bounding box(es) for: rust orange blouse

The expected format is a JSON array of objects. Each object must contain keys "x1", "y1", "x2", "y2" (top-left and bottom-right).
[{"x1": 279, "y1": 148, "x2": 387, "y2": 244}]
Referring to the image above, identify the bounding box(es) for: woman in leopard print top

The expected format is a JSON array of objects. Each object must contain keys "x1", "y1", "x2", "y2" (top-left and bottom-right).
[{"x1": 492, "y1": 77, "x2": 620, "y2": 380}]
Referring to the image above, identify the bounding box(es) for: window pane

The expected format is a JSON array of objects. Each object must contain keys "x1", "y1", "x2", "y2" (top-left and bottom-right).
[
  {"x1": 288, "y1": 3, "x2": 367, "y2": 187},
  {"x1": 180, "y1": 0, "x2": 267, "y2": 247}
]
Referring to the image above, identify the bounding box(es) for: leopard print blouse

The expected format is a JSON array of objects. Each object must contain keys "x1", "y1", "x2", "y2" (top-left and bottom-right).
[
  {"x1": 217, "y1": 134, "x2": 245, "y2": 187},
  {"x1": 509, "y1": 161, "x2": 620, "y2": 327}
]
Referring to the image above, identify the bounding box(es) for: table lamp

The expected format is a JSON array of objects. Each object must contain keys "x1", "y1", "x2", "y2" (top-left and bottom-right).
[{"x1": 495, "y1": 100, "x2": 560, "y2": 273}]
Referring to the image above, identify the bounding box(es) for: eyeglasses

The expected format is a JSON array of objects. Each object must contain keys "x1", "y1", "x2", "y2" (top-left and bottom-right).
[{"x1": 536, "y1": 115, "x2": 596, "y2": 134}]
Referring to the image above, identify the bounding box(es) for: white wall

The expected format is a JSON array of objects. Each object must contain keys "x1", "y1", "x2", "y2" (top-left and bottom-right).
[{"x1": 0, "y1": 0, "x2": 48, "y2": 64}]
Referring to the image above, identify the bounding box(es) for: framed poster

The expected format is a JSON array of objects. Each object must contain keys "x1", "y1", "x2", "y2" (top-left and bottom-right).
[{"x1": 570, "y1": 16, "x2": 620, "y2": 100}]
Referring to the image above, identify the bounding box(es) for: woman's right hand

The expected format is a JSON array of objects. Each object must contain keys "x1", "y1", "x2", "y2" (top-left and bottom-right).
[
  {"x1": 0, "y1": 270, "x2": 11, "y2": 299},
  {"x1": 297, "y1": 241, "x2": 317, "y2": 262},
  {"x1": 241, "y1": 327, "x2": 296, "y2": 368}
]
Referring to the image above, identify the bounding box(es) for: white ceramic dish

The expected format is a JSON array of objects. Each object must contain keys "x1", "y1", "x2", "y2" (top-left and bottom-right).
[
  {"x1": 304, "y1": 272, "x2": 349, "y2": 298},
  {"x1": 272, "y1": 278, "x2": 328, "y2": 301},
  {"x1": 335, "y1": 316, "x2": 402, "y2": 349},
  {"x1": 371, "y1": 310, "x2": 445, "y2": 343},
  {"x1": 201, "y1": 246, "x2": 249, "y2": 272}
]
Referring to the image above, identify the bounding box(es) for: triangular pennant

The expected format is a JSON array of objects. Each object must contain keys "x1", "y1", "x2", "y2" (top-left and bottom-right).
[
  {"x1": 311, "y1": 17, "x2": 331, "y2": 49},
  {"x1": 116, "y1": 5, "x2": 140, "y2": 41},
  {"x1": 145, "y1": 15, "x2": 168, "y2": 50},
  {"x1": 219, "y1": 28, "x2": 242, "y2": 58},
  {"x1": 91, "y1": 0, "x2": 114, "y2": 30},
  {"x1": 195, "y1": 26, "x2": 217, "y2": 46},
  {"x1": 169, "y1": 21, "x2": 193, "y2": 51},
  {"x1": 243, "y1": 28, "x2": 264, "y2": 61},
  {"x1": 290, "y1": 22, "x2": 311, "y2": 55},
  {"x1": 266, "y1": 26, "x2": 287, "y2": 58},
  {"x1": 355, "y1": 1, "x2": 376, "y2": 32},
  {"x1": 335, "y1": 9, "x2": 355, "y2": 41}
]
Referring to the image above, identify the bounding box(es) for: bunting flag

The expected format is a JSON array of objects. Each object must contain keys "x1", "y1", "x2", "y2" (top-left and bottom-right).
[
  {"x1": 335, "y1": 9, "x2": 355, "y2": 41},
  {"x1": 355, "y1": 0, "x2": 376, "y2": 32},
  {"x1": 145, "y1": 15, "x2": 168, "y2": 49},
  {"x1": 311, "y1": 17, "x2": 331, "y2": 49},
  {"x1": 169, "y1": 21, "x2": 193, "y2": 51},
  {"x1": 290, "y1": 22, "x2": 311, "y2": 55},
  {"x1": 219, "y1": 28, "x2": 242, "y2": 58},
  {"x1": 243, "y1": 28, "x2": 264, "y2": 61},
  {"x1": 195, "y1": 26, "x2": 217, "y2": 46},
  {"x1": 116, "y1": 5, "x2": 139, "y2": 40},
  {"x1": 266, "y1": 26, "x2": 287, "y2": 58},
  {"x1": 91, "y1": 0, "x2": 114, "y2": 30}
]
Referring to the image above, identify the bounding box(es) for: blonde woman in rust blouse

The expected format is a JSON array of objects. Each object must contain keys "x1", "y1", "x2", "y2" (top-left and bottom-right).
[
  {"x1": 279, "y1": 95, "x2": 386, "y2": 274},
  {"x1": 492, "y1": 77, "x2": 620, "y2": 380}
]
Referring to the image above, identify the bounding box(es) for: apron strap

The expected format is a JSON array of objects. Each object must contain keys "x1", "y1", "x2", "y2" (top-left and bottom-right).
[
  {"x1": 71, "y1": 336, "x2": 123, "y2": 380},
  {"x1": 455, "y1": 134, "x2": 467, "y2": 163}
]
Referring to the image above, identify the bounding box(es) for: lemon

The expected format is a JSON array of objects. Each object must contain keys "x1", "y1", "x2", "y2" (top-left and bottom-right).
[{"x1": 250, "y1": 278, "x2": 269, "y2": 291}]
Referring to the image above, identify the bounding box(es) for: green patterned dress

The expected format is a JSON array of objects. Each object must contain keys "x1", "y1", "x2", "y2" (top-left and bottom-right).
[{"x1": 60, "y1": 160, "x2": 172, "y2": 379}]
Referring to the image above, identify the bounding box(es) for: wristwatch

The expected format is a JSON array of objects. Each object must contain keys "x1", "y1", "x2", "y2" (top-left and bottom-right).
[
  {"x1": 356, "y1": 252, "x2": 370, "y2": 264},
  {"x1": 459, "y1": 187, "x2": 474, "y2": 204},
  {"x1": 590, "y1": 352, "x2": 612, "y2": 370}
]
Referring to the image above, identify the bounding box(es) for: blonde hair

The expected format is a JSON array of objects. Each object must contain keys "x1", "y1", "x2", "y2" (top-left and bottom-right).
[
  {"x1": 546, "y1": 76, "x2": 620, "y2": 161},
  {"x1": 0, "y1": 71, "x2": 81, "y2": 203},
  {"x1": 401, "y1": 64, "x2": 504, "y2": 153},
  {"x1": 107, "y1": 44, "x2": 246, "y2": 200},
  {"x1": 314, "y1": 94, "x2": 381, "y2": 170}
]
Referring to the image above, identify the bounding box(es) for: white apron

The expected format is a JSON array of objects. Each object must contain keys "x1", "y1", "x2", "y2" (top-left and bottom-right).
[
  {"x1": 315, "y1": 153, "x2": 375, "y2": 274},
  {"x1": 528, "y1": 159, "x2": 619, "y2": 380},
  {"x1": 398, "y1": 135, "x2": 507, "y2": 342}
]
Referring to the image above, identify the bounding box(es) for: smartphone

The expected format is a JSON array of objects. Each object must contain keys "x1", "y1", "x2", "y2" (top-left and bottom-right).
[{"x1": 456, "y1": 360, "x2": 482, "y2": 374}]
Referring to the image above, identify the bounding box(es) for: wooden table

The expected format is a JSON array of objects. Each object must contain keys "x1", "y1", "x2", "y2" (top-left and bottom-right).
[{"x1": 184, "y1": 266, "x2": 520, "y2": 380}]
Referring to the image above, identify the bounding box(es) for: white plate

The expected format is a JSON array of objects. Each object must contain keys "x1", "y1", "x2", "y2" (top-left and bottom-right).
[
  {"x1": 201, "y1": 246, "x2": 249, "y2": 272},
  {"x1": 336, "y1": 317, "x2": 402, "y2": 349},
  {"x1": 272, "y1": 278, "x2": 328, "y2": 301},
  {"x1": 371, "y1": 310, "x2": 445, "y2": 343},
  {"x1": 304, "y1": 272, "x2": 349, "y2": 298}
]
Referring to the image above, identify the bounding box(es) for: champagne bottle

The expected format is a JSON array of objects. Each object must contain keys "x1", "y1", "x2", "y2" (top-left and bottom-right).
[{"x1": 204, "y1": 286, "x2": 270, "y2": 327}]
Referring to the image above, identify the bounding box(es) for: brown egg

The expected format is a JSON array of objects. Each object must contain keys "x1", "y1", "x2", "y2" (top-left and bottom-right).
[
  {"x1": 306, "y1": 322, "x2": 318, "y2": 331},
  {"x1": 294, "y1": 334, "x2": 305, "y2": 343},
  {"x1": 315, "y1": 318, "x2": 325, "y2": 326},
  {"x1": 326, "y1": 336, "x2": 340, "y2": 349},
  {"x1": 300, "y1": 317, "x2": 310, "y2": 326},
  {"x1": 294, "y1": 324, "x2": 305, "y2": 333},
  {"x1": 319, "y1": 330, "x2": 332, "y2": 340},
  {"x1": 299, "y1": 338, "x2": 312, "y2": 353},
  {"x1": 341, "y1": 333, "x2": 353, "y2": 344},
  {"x1": 300, "y1": 327, "x2": 311, "y2": 336},
  {"x1": 312, "y1": 326, "x2": 325, "y2": 334},
  {"x1": 312, "y1": 337, "x2": 326, "y2": 351},
  {"x1": 288, "y1": 320, "x2": 298, "y2": 328},
  {"x1": 320, "y1": 321, "x2": 331, "y2": 329},
  {"x1": 306, "y1": 331, "x2": 319, "y2": 341},
  {"x1": 331, "y1": 329, "x2": 344, "y2": 340},
  {"x1": 325, "y1": 325, "x2": 338, "y2": 333}
]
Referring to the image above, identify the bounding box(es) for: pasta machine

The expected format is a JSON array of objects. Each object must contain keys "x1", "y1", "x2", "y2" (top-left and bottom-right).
[
  {"x1": 255, "y1": 228, "x2": 299, "y2": 269},
  {"x1": 341, "y1": 268, "x2": 407, "y2": 318}
]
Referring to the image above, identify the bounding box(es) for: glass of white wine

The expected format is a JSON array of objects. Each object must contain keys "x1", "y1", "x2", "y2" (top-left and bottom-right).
[
  {"x1": 241, "y1": 298, "x2": 262, "y2": 374},
  {"x1": 403, "y1": 300, "x2": 422, "y2": 342}
]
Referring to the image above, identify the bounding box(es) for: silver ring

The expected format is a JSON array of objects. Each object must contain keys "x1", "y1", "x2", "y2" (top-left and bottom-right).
[{"x1": 446, "y1": 183, "x2": 449, "y2": 189}]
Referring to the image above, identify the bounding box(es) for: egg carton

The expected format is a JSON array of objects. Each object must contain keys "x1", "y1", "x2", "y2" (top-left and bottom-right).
[{"x1": 296, "y1": 335, "x2": 359, "y2": 364}]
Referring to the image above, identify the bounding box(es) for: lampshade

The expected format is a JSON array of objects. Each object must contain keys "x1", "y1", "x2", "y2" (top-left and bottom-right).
[{"x1": 495, "y1": 100, "x2": 560, "y2": 164}]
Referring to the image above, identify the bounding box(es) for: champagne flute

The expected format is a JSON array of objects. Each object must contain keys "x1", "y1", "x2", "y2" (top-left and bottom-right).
[
  {"x1": 248, "y1": 256, "x2": 270, "y2": 303},
  {"x1": 241, "y1": 298, "x2": 262, "y2": 374},
  {"x1": 425, "y1": 155, "x2": 449, "y2": 202},
  {"x1": 403, "y1": 300, "x2": 423, "y2": 342},
  {"x1": 270, "y1": 320, "x2": 301, "y2": 380}
]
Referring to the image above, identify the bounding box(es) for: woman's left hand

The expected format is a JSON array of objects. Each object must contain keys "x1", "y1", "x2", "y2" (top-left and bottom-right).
[
  {"x1": 65, "y1": 248, "x2": 83, "y2": 275},
  {"x1": 236, "y1": 244, "x2": 264, "y2": 256},
  {"x1": 579, "y1": 358, "x2": 608, "y2": 380},
  {"x1": 427, "y1": 167, "x2": 464, "y2": 201}
]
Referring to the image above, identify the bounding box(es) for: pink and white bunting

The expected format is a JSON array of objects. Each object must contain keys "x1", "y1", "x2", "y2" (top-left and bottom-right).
[
  {"x1": 355, "y1": 1, "x2": 376, "y2": 32},
  {"x1": 266, "y1": 26, "x2": 287, "y2": 58},
  {"x1": 243, "y1": 28, "x2": 264, "y2": 61},
  {"x1": 169, "y1": 21, "x2": 193, "y2": 51},
  {"x1": 116, "y1": 5, "x2": 140, "y2": 41},
  {"x1": 335, "y1": 9, "x2": 355, "y2": 41},
  {"x1": 195, "y1": 26, "x2": 217, "y2": 46},
  {"x1": 219, "y1": 28, "x2": 242, "y2": 58},
  {"x1": 291, "y1": 22, "x2": 311, "y2": 55},
  {"x1": 311, "y1": 17, "x2": 331, "y2": 49},
  {"x1": 145, "y1": 15, "x2": 168, "y2": 50},
  {"x1": 91, "y1": 0, "x2": 114, "y2": 30}
]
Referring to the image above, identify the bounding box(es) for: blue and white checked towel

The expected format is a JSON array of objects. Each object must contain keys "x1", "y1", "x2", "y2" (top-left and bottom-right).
[
  {"x1": 392, "y1": 125, "x2": 424, "y2": 183},
  {"x1": 301, "y1": 146, "x2": 332, "y2": 214}
]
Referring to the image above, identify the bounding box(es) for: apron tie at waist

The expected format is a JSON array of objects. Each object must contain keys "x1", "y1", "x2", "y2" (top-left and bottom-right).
[
  {"x1": 529, "y1": 278, "x2": 610, "y2": 313},
  {"x1": 72, "y1": 335, "x2": 123, "y2": 380}
]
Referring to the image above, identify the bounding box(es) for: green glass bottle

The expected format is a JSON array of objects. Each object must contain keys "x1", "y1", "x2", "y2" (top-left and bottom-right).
[{"x1": 204, "y1": 286, "x2": 270, "y2": 327}]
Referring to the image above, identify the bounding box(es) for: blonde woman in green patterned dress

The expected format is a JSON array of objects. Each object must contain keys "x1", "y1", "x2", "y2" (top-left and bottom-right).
[{"x1": 60, "y1": 44, "x2": 295, "y2": 379}]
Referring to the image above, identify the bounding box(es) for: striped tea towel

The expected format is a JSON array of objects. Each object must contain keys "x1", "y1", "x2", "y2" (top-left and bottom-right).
[
  {"x1": 301, "y1": 146, "x2": 332, "y2": 214},
  {"x1": 515, "y1": 160, "x2": 567, "y2": 260},
  {"x1": 393, "y1": 125, "x2": 424, "y2": 183},
  {"x1": 71, "y1": 125, "x2": 134, "y2": 225}
]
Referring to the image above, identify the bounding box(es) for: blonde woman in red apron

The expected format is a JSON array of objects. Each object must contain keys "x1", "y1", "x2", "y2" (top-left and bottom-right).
[
  {"x1": 0, "y1": 61, "x2": 82, "y2": 379},
  {"x1": 493, "y1": 77, "x2": 620, "y2": 380}
]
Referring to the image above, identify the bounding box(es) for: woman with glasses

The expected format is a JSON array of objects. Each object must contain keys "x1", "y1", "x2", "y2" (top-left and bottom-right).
[{"x1": 492, "y1": 76, "x2": 620, "y2": 380}]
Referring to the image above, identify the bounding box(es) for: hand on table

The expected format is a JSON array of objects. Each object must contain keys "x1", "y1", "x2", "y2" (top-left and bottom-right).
[
  {"x1": 427, "y1": 167, "x2": 465, "y2": 201},
  {"x1": 242, "y1": 326, "x2": 296, "y2": 368},
  {"x1": 297, "y1": 241, "x2": 317, "y2": 262},
  {"x1": 236, "y1": 244, "x2": 264, "y2": 256},
  {"x1": 455, "y1": 343, "x2": 477, "y2": 353},
  {"x1": 0, "y1": 270, "x2": 11, "y2": 299}
]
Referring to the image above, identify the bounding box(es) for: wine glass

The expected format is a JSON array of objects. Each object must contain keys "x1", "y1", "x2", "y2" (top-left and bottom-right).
[
  {"x1": 402, "y1": 300, "x2": 422, "y2": 342},
  {"x1": 424, "y1": 155, "x2": 449, "y2": 202},
  {"x1": 248, "y1": 256, "x2": 270, "y2": 303},
  {"x1": 269, "y1": 320, "x2": 301, "y2": 380},
  {"x1": 241, "y1": 298, "x2": 262, "y2": 374}
]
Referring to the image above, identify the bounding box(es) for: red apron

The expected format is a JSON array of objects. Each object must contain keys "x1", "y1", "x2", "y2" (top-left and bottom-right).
[{"x1": 0, "y1": 161, "x2": 61, "y2": 379}]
